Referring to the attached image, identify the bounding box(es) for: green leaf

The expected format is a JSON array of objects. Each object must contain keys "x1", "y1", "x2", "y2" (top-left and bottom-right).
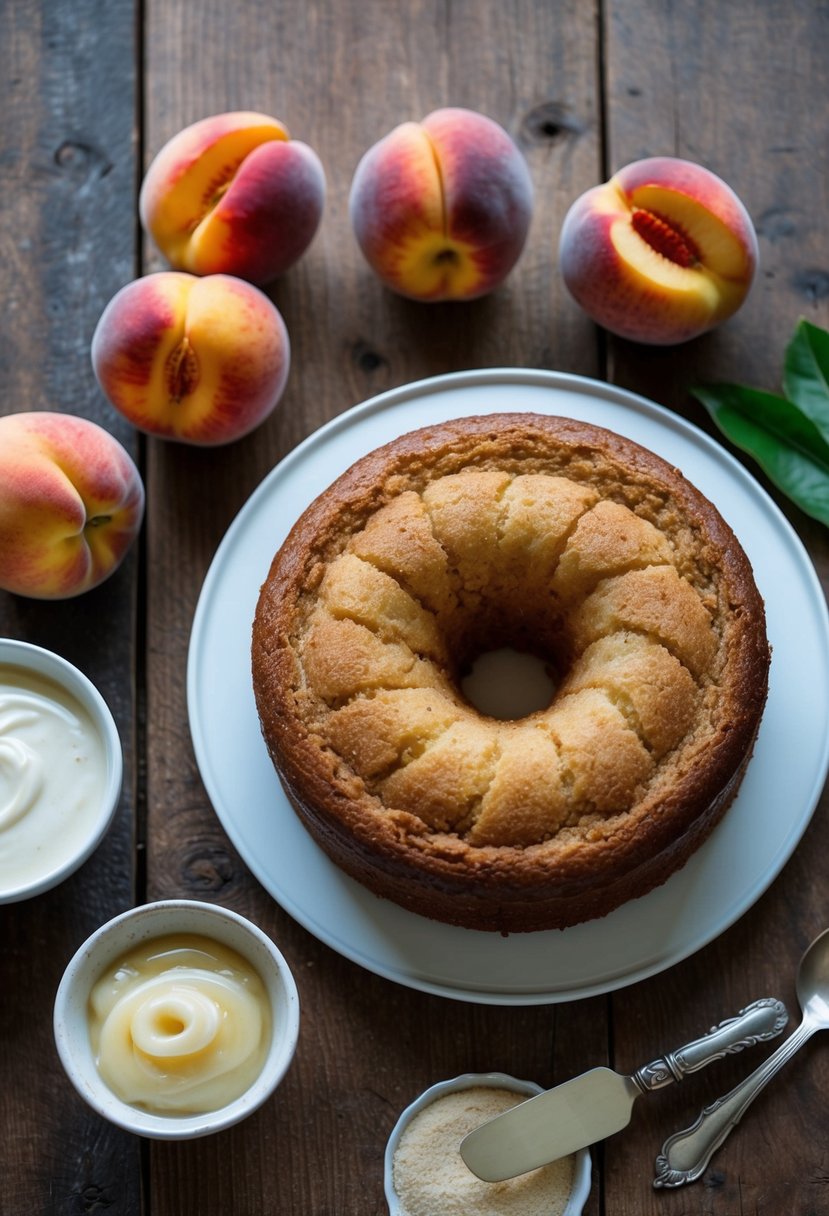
[
  {"x1": 693, "y1": 383, "x2": 829, "y2": 465},
  {"x1": 782, "y1": 317, "x2": 829, "y2": 440},
  {"x1": 693, "y1": 383, "x2": 829, "y2": 526}
]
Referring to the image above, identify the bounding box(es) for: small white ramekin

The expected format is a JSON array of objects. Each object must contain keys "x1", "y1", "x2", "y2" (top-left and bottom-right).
[
  {"x1": 385, "y1": 1072, "x2": 592, "y2": 1215},
  {"x1": 54, "y1": 899, "x2": 300, "y2": 1139},
  {"x1": 0, "y1": 638, "x2": 123, "y2": 903}
]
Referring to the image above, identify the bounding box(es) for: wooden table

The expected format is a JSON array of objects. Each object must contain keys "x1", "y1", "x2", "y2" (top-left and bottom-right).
[{"x1": 2, "y1": 1, "x2": 828, "y2": 1212}]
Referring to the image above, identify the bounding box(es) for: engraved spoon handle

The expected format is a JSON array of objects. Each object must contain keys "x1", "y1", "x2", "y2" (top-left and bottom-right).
[
  {"x1": 653, "y1": 1015, "x2": 816, "y2": 1188},
  {"x1": 631, "y1": 997, "x2": 788, "y2": 1093}
]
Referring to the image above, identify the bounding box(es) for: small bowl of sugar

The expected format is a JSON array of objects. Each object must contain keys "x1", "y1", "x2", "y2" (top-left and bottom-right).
[{"x1": 385, "y1": 1072, "x2": 591, "y2": 1216}]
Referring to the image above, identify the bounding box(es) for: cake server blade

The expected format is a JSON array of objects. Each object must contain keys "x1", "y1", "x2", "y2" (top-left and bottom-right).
[{"x1": 459, "y1": 997, "x2": 788, "y2": 1182}]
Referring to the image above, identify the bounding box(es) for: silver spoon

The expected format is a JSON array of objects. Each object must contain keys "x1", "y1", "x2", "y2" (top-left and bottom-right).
[{"x1": 654, "y1": 926, "x2": 829, "y2": 1188}]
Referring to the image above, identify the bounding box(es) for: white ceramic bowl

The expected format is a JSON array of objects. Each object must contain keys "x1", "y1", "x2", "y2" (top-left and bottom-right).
[
  {"x1": 385, "y1": 1072, "x2": 592, "y2": 1215},
  {"x1": 54, "y1": 899, "x2": 300, "y2": 1139},
  {"x1": 0, "y1": 638, "x2": 123, "y2": 903}
]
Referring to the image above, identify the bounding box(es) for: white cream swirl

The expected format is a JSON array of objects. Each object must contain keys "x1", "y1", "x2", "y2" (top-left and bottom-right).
[
  {"x1": 89, "y1": 936, "x2": 271, "y2": 1114},
  {"x1": 0, "y1": 701, "x2": 45, "y2": 829},
  {"x1": 0, "y1": 672, "x2": 106, "y2": 893}
]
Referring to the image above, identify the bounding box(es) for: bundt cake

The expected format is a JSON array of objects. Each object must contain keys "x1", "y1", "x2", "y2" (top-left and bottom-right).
[{"x1": 251, "y1": 413, "x2": 770, "y2": 933}]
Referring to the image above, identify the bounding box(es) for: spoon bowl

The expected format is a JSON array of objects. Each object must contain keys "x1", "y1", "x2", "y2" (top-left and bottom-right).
[
  {"x1": 655, "y1": 927, "x2": 829, "y2": 1188},
  {"x1": 796, "y1": 926, "x2": 829, "y2": 1017}
]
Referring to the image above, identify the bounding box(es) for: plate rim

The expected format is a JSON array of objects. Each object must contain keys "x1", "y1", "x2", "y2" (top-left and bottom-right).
[{"x1": 187, "y1": 367, "x2": 829, "y2": 1004}]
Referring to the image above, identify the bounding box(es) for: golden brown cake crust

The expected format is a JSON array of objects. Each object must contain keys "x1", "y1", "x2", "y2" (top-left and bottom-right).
[{"x1": 252, "y1": 413, "x2": 770, "y2": 933}]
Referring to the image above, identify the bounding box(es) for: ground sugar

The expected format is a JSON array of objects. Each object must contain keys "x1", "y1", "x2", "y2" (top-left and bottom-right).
[{"x1": 392, "y1": 1086, "x2": 575, "y2": 1216}]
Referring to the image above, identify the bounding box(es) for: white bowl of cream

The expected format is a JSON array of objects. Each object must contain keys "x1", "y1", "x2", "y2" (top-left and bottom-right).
[
  {"x1": 385, "y1": 1073, "x2": 592, "y2": 1216},
  {"x1": 0, "y1": 638, "x2": 122, "y2": 902},
  {"x1": 54, "y1": 899, "x2": 300, "y2": 1138}
]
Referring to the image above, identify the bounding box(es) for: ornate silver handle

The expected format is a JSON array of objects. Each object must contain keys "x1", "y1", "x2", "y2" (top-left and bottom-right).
[
  {"x1": 654, "y1": 1013, "x2": 813, "y2": 1188},
  {"x1": 631, "y1": 997, "x2": 788, "y2": 1093}
]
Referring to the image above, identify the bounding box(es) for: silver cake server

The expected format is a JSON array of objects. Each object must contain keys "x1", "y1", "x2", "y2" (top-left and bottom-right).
[{"x1": 460, "y1": 997, "x2": 788, "y2": 1182}]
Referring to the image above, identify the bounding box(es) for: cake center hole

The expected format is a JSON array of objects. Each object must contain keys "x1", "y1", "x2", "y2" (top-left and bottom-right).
[{"x1": 460, "y1": 648, "x2": 557, "y2": 721}]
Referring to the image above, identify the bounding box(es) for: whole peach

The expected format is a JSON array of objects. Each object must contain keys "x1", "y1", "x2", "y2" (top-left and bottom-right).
[
  {"x1": 91, "y1": 272, "x2": 290, "y2": 446},
  {"x1": 349, "y1": 107, "x2": 533, "y2": 301},
  {"x1": 558, "y1": 156, "x2": 758, "y2": 345},
  {"x1": 0, "y1": 412, "x2": 144, "y2": 599},
  {"x1": 139, "y1": 111, "x2": 325, "y2": 286}
]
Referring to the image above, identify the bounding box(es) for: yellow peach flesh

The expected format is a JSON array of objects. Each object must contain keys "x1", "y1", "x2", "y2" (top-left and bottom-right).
[
  {"x1": 627, "y1": 183, "x2": 750, "y2": 277},
  {"x1": 390, "y1": 233, "x2": 482, "y2": 299},
  {"x1": 610, "y1": 220, "x2": 723, "y2": 307},
  {"x1": 93, "y1": 271, "x2": 289, "y2": 445},
  {"x1": 185, "y1": 210, "x2": 233, "y2": 275},
  {"x1": 117, "y1": 278, "x2": 195, "y2": 426},
  {"x1": 137, "y1": 282, "x2": 254, "y2": 433},
  {"x1": 167, "y1": 281, "x2": 250, "y2": 429},
  {"x1": 607, "y1": 178, "x2": 747, "y2": 324},
  {"x1": 145, "y1": 121, "x2": 290, "y2": 262},
  {"x1": 108, "y1": 280, "x2": 243, "y2": 432},
  {"x1": 560, "y1": 158, "x2": 756, "y2": 344}
]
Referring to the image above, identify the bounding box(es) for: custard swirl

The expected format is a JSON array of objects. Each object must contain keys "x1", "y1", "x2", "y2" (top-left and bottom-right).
[{"x1": 89, "y1": 936, "x2": 271, "y2": 1114}]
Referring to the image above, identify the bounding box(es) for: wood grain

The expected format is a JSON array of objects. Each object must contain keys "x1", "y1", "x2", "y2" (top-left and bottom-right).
[
  {"x1": 2, "y1": 0, "x2": 829, "y2": 1212},
  {"x1": 603, "y1": 3, "x2": 829, "y2": 1212},
  {"x1": 0, "y1": 0, "x2": 142, "y2": 1212},
  {"x1": 141, "y1": 2, "x2": 604, "y2": 1213}
]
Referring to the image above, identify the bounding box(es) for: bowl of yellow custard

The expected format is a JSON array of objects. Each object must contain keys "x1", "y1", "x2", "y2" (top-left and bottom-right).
[
  {"x1": 54, "y1": 899, "x2": 300, "y2": 1138},
  {"x1": 0, "y1": 638, "x2": 123, "y2": 903}
]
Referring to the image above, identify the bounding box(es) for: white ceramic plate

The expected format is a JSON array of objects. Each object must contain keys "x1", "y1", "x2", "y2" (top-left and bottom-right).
[{"x1": 187, "y1": 369, "x2": 829, "y2": 1005}]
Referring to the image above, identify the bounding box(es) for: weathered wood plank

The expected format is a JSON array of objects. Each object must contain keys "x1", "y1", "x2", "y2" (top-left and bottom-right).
[
  {"x1": 0, "y1": 0, "x2": 142, "y2": 1212},
  {"x1": 141, "y1": 1, "x2": 604, "y2": 1212},
  {"x1": 602, "y1": 2, "x2": 829, "y2": 1212}
]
